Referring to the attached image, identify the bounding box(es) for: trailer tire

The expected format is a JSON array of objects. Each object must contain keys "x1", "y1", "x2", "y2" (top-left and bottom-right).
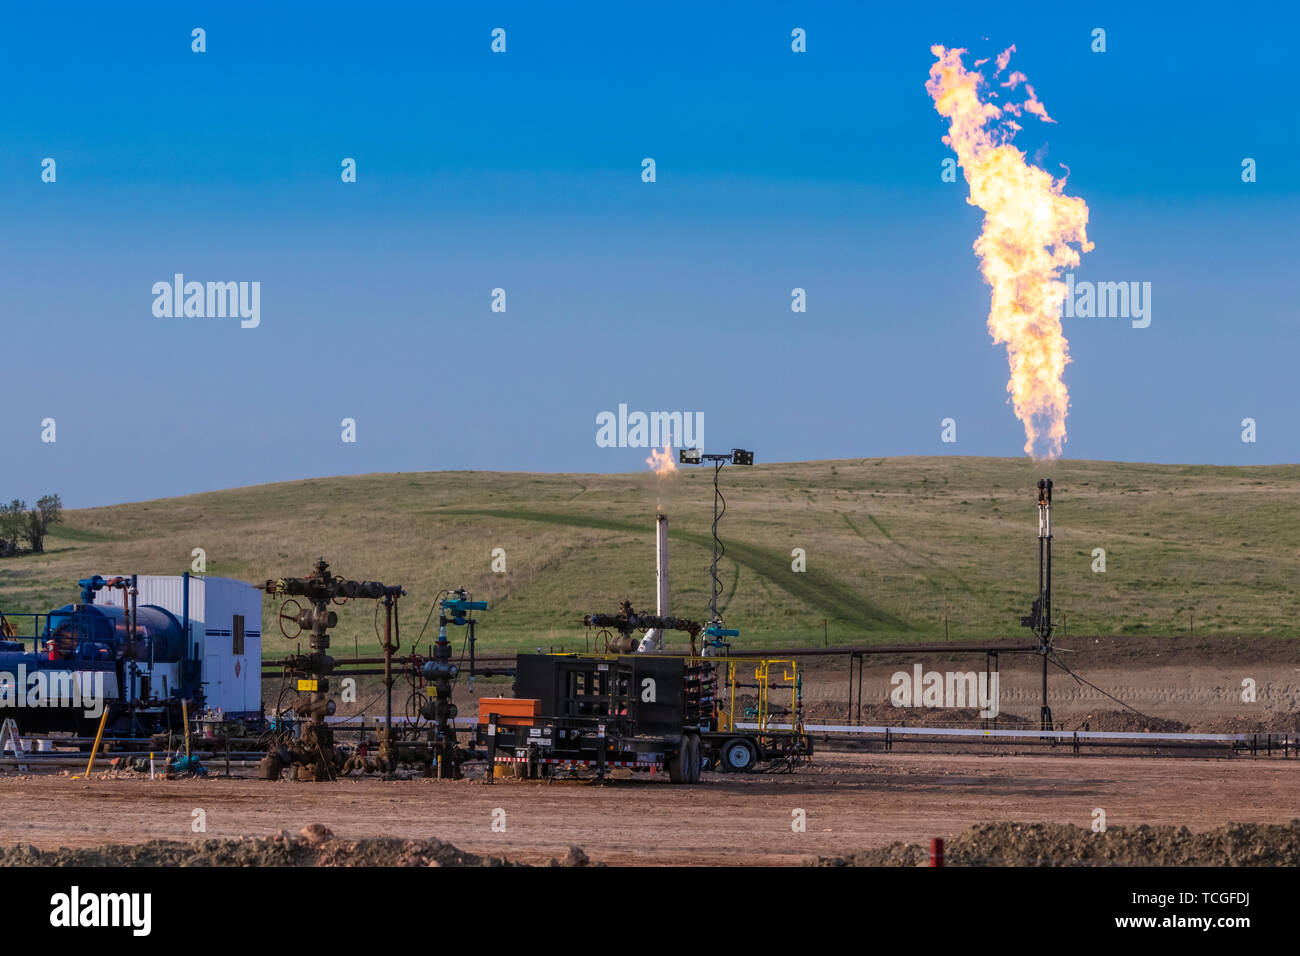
[
  {"x1": 668, "y1": 752, "x2": 684, "y2": 784},
  {"x1": 720, "y1": 737, "x2": 758, "y2": 773},
  {"x1": 668, "y1": 742, "x2": 689, "y2": 784},
  {"x1": 685, "y1": 734, "x2": 702, "y2": 784}
]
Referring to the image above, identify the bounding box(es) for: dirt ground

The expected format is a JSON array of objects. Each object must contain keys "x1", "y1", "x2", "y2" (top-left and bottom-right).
[
  {"x1": 2, "y1": 634, "x2": 1294, "y2": 866},
  {"x1": 1, "y1": 750, "x2": 1296, "y2": 866}
]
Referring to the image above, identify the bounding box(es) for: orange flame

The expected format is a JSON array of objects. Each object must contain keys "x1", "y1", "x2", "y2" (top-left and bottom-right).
[
  {"x1": 927, "y1": 44, "x2": 1093, "y2": 459},
  {"x1": 646, "y1": 444, "x2": 678, "y2": 478}
]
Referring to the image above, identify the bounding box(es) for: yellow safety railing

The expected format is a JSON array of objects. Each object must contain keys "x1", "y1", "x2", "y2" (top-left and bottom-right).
[{"x1": 708, "y1": 657, "x2": 801, "y2": 736}]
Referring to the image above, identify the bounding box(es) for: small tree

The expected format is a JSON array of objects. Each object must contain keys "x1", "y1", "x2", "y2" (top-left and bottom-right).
[
  {"x1": 37, "y1": 494, "x2": 62, "y2": 530},
  {"x1": 25, "y1": 510, "x2": 43, "y2": 553},
  {"x1": 0, "y1": 500, "x2": 26, "y2": 549},
  {"x1": 26, "y1": 494, "x2": 63, "y2": 554}
]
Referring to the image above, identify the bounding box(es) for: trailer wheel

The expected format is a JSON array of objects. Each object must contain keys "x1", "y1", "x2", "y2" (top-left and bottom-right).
[
  {"x1": 685, "y1": 734, "x2": 702, "y2": 784},
  {"x1": 669, "y1": 734, "x2": 704, "y2": 784},
  {"x1": 668, "y1": 750, "x2": 685, "y2": 784},
  {"x1": 720, "y1": 737, "x2": 758, "y2": 773}
]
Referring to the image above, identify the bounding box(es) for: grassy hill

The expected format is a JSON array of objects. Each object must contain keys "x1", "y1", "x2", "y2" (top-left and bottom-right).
[{"x1": 1, "y1": 456, "x2": 1298, "y2": 658}]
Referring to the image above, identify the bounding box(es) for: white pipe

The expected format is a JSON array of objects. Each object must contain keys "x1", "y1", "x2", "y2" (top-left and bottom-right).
[
  {"x1": 656, "y1": 512, "x2": 669, "y2": 617},
  {"x1": 639, "y1": 513, "x2": 669, "y2": 652},
  {"x1": 738, "y1": 722, "x2": 1259, "y2": 742}
]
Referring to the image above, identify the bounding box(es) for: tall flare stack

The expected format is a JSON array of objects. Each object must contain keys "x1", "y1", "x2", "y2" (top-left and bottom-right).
[
  {"x1": 639, "y1": 511, "x2": 670, "y2": 652},
  {"x1": 1019, "y1": 478, "x2": 1055, "y2": 730},
  {"x1": 656, "y1": 511, "x2": 669, "y2": 615}
]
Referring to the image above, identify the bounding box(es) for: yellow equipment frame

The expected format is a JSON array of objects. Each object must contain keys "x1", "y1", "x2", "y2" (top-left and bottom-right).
[{"x1": 706, "y1": 656, "x2": 802, "y2": 736}]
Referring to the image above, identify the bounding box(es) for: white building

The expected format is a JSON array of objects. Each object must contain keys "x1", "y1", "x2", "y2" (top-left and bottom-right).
[{"x1": 92, "y1": 574, "x2": 263, "y2": 717}]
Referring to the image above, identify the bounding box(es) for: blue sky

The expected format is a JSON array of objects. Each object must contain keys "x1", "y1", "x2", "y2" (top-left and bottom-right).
[{"x1": 2, "y1": 2, "x2": 1297, "y2": 507}]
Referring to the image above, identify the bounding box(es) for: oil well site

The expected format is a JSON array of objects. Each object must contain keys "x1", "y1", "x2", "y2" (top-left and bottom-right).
[
  {"x1": 4, "y1": 14, "x2": 1297, "y2": 926},
  {"x1": 0, "y1": 456, "x2": 1296, "y2": 868}
]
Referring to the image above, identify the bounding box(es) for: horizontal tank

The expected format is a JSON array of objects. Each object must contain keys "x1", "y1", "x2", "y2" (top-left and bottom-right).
[{"x1": 41, "y1": 603, "x2": 186, "y2": 664}]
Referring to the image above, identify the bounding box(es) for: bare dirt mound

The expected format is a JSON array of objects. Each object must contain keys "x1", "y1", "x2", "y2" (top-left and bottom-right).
[
  {"x1": 0, "y1": 826, "x2": 594, "y2": 868},
  {"x1": 1056, "y1": 710, "x2": 1191, "y2": 733},
  {"x1": 805, "y1": 701, "x2": 1221, "y2": 735},
  {"x1": 1200, "y1": 711, "x2": 1300, "y2": 735},
  {"x1": 814, "y1": 819, "x2": 1300, "y2": 867},
  {"x1": 804, "y1": 701, "x2": 1033, "y2": 726}
]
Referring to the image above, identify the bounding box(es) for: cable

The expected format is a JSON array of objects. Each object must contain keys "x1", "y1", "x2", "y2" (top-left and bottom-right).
[
  {"x1": 709, "y1": 461, "x2": 727, "y2": 623},
  {"x1": 272, "y1": 667, "x2": 291, "y2": 718},
  {"x1": 330, "y1": 689, "x2": 389, "y2": 723},
  {"x1": 452, "y1": 627, "x2": 472, "y2": 690},
  {"x1": 1046, "y1": 651, "x2": 1161, "y2": 725},
  {"x1": 416, "y1": 590, "x2": 450, "y2": 647}
]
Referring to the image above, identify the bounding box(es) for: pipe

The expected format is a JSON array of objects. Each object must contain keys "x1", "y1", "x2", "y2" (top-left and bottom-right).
[
  {"x1": 656, "y1": 511, "x2": 669, "y2": 617},
  {"x1": 1037, "y1": 478, "x2": 1054, "y2": 731},
  {"x1": 640, "y1": 513, "x2": 671, "y2": 652},
  {"x1": 182, "y1": 570, "x2": 190, "y2": 661},
  {"x1": 260, "y1": 641, "x2": 1048, "y2": 675},
  {"x1": 130, "y1": 574, "x2": 140, "y2": 703},
  {"x1": 0, "y1": 752, "x2": 269, "y2": 768},
  {"x1": 129, "y1": 575, "x2": 138, "y2": 648},
  {"x1": 79, "y1": 709, "x2": 110, "y2": 778},
  {"x1": 383, "y1": 595, "x2": 394, "y2": 757}
]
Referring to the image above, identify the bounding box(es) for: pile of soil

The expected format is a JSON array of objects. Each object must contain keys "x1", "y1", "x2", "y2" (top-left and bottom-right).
[
  {"x1": 813, "y1": 819, "x2": 1300, "y2": 867},
  {"x1": 805, "y1": 700, "x2": 1032, "y2": 727},
  {"x1": 1056, "y1": 710, "x2": 1190, "y2": 733},
  {"x1": 1199, "y1": 712, "x2": 1300, "y2": 735},
  {"x1": 804, "y1": 702, "x2": 1279, "y2": 736},
  {"x1": 0, "y1": 826, "x2": 594, "y2": 867}
]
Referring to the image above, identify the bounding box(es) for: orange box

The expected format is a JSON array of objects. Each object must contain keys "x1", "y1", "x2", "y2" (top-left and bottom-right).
[{"x1": 478, "y1": 697, "x2": 541, "y2": 727}]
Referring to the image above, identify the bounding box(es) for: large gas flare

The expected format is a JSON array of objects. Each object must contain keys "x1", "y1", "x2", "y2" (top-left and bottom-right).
[{"x1": 927, "y1": 44, "x2": 1093, "y2": 459}]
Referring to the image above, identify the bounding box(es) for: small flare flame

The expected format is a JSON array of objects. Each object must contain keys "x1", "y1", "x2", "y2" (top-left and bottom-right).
[
  {"x1": 927, "y1": 44, "x2": 1093, "y2": 460},
  {"x1": 646, "y1": 444, "x2": 678, "y2": 478}
]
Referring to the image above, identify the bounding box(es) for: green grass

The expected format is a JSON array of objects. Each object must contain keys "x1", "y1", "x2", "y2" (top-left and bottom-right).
[{"x1": 1, "y1": 456, "x2": 1298, "y2": 660}]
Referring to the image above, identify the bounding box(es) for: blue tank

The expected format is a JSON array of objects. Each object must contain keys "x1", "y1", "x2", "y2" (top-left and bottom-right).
[
  {"x1": 39, "y1": 603, "x2": 186, "y2": 663},
  {"x1": 0, "y1": 598, "x2": 192, "y2": 735}
]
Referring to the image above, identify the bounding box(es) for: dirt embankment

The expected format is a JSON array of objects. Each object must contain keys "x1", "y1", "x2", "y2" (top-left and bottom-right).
[
  {"x1": 0, "y1": 824, "x2": 594, "y2": 867},
  {"x1": 804, "y1": 701, "x2": 1300, "y2": 736},
  {"x1": 12, "y1": 819, "x2": 1300, "y2": 868},
  {"x1": 815, "y1": 820, "x2": 1300, "y2": 867}
]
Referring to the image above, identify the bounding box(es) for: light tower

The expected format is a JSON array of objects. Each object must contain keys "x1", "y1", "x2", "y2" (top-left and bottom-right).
[{"x1": 678, "y1": 447, "x2": 754, "y2": 653}]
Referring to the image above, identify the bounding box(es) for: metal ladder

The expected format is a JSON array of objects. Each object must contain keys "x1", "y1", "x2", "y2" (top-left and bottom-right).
[{"x1": 0, "y1": 718, "x2": 27, "y2": 771}]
